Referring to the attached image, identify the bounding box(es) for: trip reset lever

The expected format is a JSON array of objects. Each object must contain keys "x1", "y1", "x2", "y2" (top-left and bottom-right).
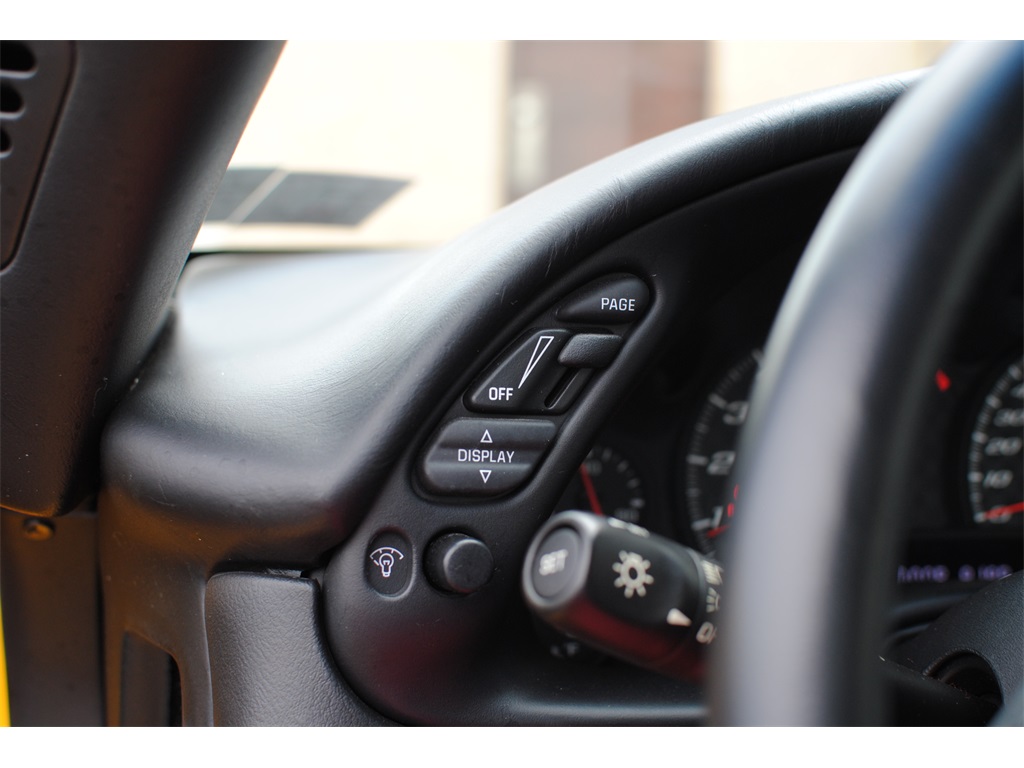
[{"x1": 522, "y1": 511, "x2": 723, "y2": 680}]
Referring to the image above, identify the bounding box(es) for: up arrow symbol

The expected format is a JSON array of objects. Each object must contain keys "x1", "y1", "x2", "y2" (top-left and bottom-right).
[
  {"x1": 479, "y1": 469, "x2": 492, "y2": 483},
  {"x1": 480, "y1": 429, "x2": 493, "y2": 444}
]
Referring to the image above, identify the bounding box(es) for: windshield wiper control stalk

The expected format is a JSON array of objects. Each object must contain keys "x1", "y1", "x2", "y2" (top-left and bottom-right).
[{"x1": 522, "y1": 510, "x2": 723, "y2": 680}]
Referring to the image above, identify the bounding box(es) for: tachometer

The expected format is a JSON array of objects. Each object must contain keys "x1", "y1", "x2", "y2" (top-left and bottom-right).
[
  {"x1": 966, "y1": 356, "x2": 1024, "y2": 528},
  {"x1": 556, "y1": 444, "x2": 646, "y2": 524},
  {"x1": 683, "y1": 350, "x2": 761, "y2": 554}
]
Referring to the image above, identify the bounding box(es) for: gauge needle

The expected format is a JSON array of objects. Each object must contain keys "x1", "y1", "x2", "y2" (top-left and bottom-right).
[
  {"x1": 579, "y1": 464, "x2": 604, "y2": 517},
  {"x1": 706, "y1": 486, "x2": 738, "y2": 538},
  {"x1": 983, "y1": 501, "x2": 1024, "y2": 520}
]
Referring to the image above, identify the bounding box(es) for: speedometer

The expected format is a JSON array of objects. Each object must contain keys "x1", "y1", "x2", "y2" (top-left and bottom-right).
[
  {"x1": 966, "y1": 356, "x2": 1024, "y2": 528},
  {"x1": 682, "y1": 350, "x2": 761, "y2": 554}
]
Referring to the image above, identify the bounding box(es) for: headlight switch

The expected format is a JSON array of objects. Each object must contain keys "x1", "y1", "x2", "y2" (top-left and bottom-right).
[{"x1": 522, "y1": 510, "x2": 723, "y2": 680}]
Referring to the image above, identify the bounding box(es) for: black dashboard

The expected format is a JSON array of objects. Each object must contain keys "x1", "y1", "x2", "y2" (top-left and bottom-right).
[{"x1": 5, "y1": 41, "x2": 1021, "y2": 726}]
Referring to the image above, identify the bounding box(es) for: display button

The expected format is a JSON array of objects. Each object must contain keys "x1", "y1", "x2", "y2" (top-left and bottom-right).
[
  {"x1": 466, "y1": 329, "x2": 572, "y2": 413},
  {"x1": 556, "y1": 274, "x2": 650, "y2": 325},
  {"x1": 420, "y1": 418, "x2": 556, "y2": 497}
]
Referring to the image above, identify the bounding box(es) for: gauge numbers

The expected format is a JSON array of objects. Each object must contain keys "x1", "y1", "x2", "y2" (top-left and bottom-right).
[
  {"x1": 967, "y1": 356, "x2": 1024, "y2": 528},
  {"x1": 684, "y1": 350, "x2": 761, "y2": 554}
]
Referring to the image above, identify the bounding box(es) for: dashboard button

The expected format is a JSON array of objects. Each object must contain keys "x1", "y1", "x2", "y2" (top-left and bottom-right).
[
  {"x1": 531, "y1": 526, "x2": 582, "y2": 599},
  {"x1": 556, "y1": 274, "x2": 650, "y2": 325},
  {"x1": 420, "y1": 418, "x2": 556, "y2": 497},
  {"x1": 425, "y1": 533, "x2": 494, "y2": 594},
  {"x1": 466, "y1": 329, "x2": 572, "y2": 413},
  {"x1": 558, "y1": 333, "x2": 622, "y2": 368},
  {"x1": 366, "y1": 531, "x2": 413, "y2": 596}
]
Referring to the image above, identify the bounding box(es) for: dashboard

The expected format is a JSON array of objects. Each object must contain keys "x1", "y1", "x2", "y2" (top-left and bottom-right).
[
  {"x1": 559, "y1": 224, "x2": 1023, "y2": 614},
  {"x1": 5, "y1": 41, "x2": 1021, "y2": 726}
]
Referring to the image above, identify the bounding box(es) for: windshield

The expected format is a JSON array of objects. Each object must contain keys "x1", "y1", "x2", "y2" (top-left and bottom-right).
[{"x1": 194, "y1": 40, "x2": 948, "y2": 254}]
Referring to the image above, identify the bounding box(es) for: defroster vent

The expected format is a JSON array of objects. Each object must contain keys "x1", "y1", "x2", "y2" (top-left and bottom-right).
[{"x1": 1, "y1": 41, "x2": 74, "y2": 269}]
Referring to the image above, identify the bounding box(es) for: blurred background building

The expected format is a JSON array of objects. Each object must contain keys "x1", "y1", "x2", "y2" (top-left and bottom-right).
[{"x1": 196, "y1": 41, "x2": 949, "y2": 253}]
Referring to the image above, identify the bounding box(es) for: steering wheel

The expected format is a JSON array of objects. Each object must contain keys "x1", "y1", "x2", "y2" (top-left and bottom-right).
[{"x1": 715, "y1": 41, "x2": 1023, "y2": 725}]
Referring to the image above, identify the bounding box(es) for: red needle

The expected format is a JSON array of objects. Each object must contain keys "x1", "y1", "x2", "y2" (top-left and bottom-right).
[
  {"x1": 579, "y1": 464, "x2": 604, "y2": 517},
  {"x1": 706, "y1": 484, "x2": 739, "y2": 538},
  {"x1": 983, "y1": 501, "x2": 1024, "y2": 520}
]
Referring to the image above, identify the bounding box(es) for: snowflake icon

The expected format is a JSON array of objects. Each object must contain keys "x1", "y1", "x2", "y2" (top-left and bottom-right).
[{"x1": 612, "y1": 550, "x2": 654, "y2": 598}]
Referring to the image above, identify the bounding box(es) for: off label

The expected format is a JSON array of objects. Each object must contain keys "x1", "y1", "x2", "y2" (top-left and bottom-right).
[{"x1": 489, "y1": 387, "x2": 514, "y2": 401}]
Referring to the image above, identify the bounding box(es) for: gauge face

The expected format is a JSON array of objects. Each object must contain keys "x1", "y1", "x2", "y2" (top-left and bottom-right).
[
  {"x1": 966, "y1": 356, "x2": 1024, "y2": 528},
  {"x1": 683, "y1": 350, "x2": 761, "y2": 554},
  {"x1": 555, "y1": 444, "x2": 646, "y2": 524}
]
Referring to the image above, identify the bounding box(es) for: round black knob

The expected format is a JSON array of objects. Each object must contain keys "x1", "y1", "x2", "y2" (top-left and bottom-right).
[{"x1": 425, "y1": 533, "x2": 494, "y2": 594}]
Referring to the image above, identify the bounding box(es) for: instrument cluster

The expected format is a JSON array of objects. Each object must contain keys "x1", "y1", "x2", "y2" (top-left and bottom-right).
[{"x1": 554, "y1": 250, "x2": 1024, "y2": 592}]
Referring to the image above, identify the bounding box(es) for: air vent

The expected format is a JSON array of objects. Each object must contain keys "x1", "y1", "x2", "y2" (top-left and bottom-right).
[
  {"x1": 1, "y1": 82, "x2": 25, "y2": 115},
  {"x1": 0, "y1": 41, "x2": 73, "y2": 269},
  {"x1": 0, "y1": 41, "x2": 37, "y2": 73},
  {"x1": 0, "y1": 82, "x2": 22, "y2": 158}
]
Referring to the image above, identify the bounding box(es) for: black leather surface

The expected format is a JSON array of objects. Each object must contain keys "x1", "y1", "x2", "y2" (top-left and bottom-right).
[
  {"x1": 715, "y1": 41, "x2": 1023, "y2": 725},
  {"x1": 205, "y1": 572, "x2": 392, "y2": 726}
]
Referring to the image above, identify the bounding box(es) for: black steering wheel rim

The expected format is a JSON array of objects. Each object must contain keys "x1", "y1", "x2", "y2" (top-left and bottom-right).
[{"x1": 714, "y1": 41, "x2": 1023, "y2": 725}]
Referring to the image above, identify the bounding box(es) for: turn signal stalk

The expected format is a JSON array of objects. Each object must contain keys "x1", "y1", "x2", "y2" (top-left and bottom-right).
[{"x1": 522, "y1": 510, "x2": 724, "y2": 681}]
